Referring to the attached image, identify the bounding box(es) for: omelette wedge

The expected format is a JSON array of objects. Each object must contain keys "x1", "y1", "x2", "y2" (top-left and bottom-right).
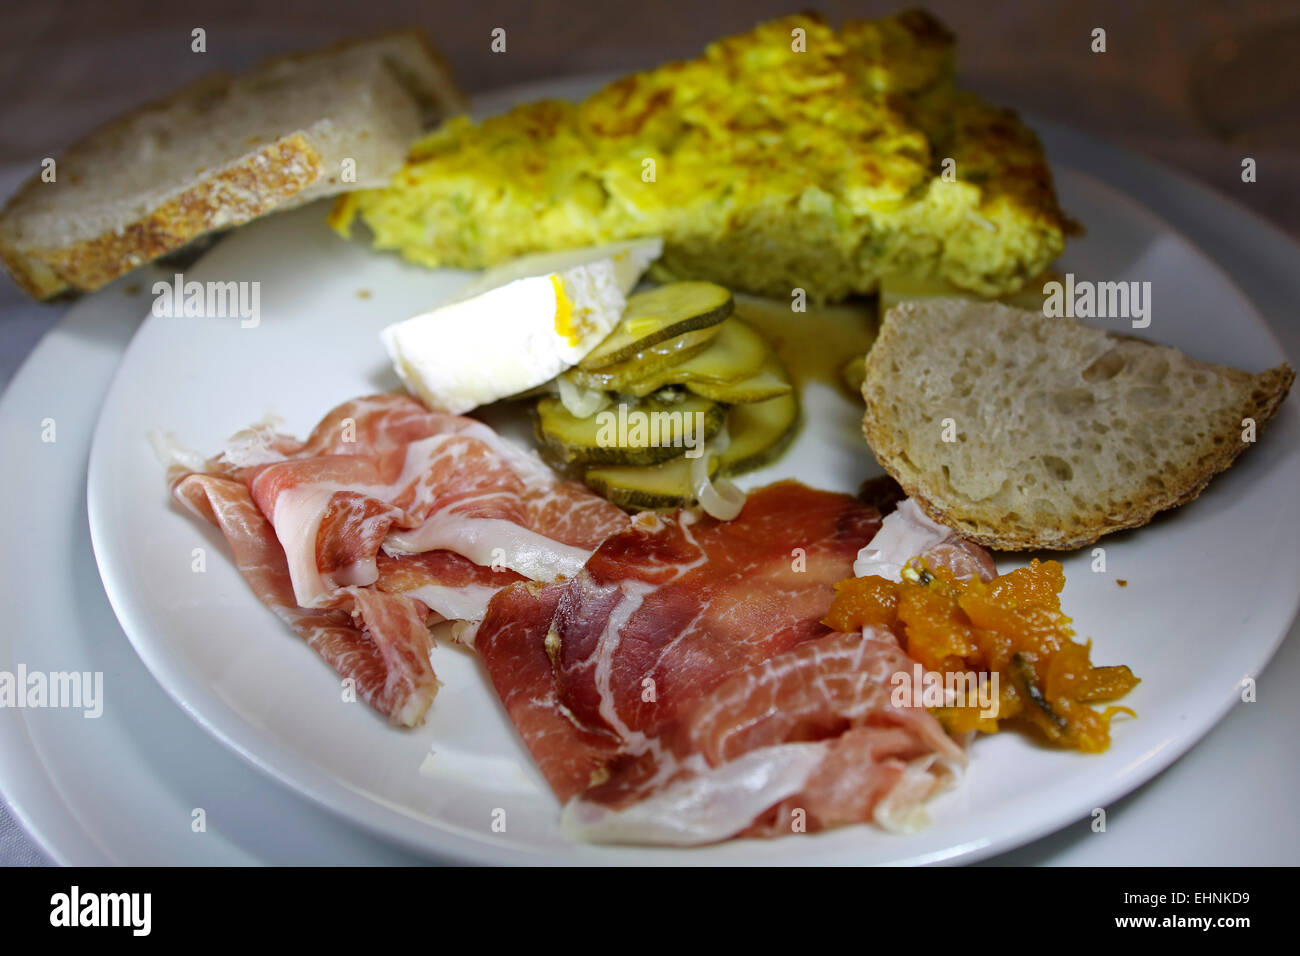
[{"x1": 332, "y1": 10, "x2": 1074, "y2": 301}]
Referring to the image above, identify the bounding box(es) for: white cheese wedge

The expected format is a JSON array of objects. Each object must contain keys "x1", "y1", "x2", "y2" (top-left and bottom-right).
[
  {"x1": 382, "y1": 240, "x2": 662, "y2": 415},
  {"x1": 454, "y1": 238, "x2": 663, "y2": 300}
]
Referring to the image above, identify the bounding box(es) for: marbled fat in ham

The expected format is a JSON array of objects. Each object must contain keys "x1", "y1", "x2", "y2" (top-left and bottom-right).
[
  {"x1": 476, "y1": 481, "x2": 973, "y2": 844},
  {"x1": 165, "y1": 393, "x2": 988, "y2": 838},
  {"x1": 173, "y1": 472, "x2": 441, "y2": 726},
  {"x1": 165, "y1": 393, "x2": 628, "y2": 726}
]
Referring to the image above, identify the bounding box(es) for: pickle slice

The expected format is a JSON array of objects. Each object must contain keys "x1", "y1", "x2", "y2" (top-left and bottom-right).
[
  {"x1": 838, "y1": 352, "x2": 867, "y2": 399},
  {"x1": 579, "y1": 281, "x2": 733, "y2": 370},
  {"x1": 582, "y1": 391, "x2": 799, "y2": 507},
  {"x1": 535, "y1": 393, "x2": 724, "y2": 467},
  {"x1": 717, "y1": 388, "x2": 800, "y2": 476},
  {"x1": 685, "y1": 360, "x2": 792, "y2": 403},
  {"x1": 585, "y1": 455, "x2": 719, "y2": 510},
  {"x1": 565, "y1": 327, "x2": 717, "y2": 391},
  {"x1": 617, "y1": 318, "x2": 772, "y2": 397}
]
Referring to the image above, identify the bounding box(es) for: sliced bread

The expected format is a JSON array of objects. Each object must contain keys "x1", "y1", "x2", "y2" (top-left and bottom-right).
[
  {"x1": 0, "y1": 30, "x2": 464, "y2": 300},
  {"x1": 861, "y1": 298, "x2": 1294, "y2": 550}
]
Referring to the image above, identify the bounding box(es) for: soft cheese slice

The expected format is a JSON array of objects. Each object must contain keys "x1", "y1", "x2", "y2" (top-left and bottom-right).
[
  {"x1": 454, "y1": 238, "x2": 663, "y2": 300},
  {"x1": 382, "y1": 241, "x2": 661, "y2": 414}
]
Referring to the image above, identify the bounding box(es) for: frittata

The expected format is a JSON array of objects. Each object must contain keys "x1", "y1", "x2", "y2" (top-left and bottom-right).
[{"x1": 331, "y1": 10, "x2": 1074, "y2": 301}]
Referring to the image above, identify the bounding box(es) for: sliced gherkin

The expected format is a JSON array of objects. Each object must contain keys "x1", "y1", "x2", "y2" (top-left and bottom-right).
[
  {"x1": 615, "y1": 318, "x2": 772, "y2": 397},
  {"x1": 535, "y1": 393, "x2": 724, "y2": 467},
  {"x1": 838, "y1": 352, "x2": 867, "y2": 399},
  {"x1": 717, "y1": 388, "x2": 800, "y2": 476},
  {"x1": 685, "y1": 360, "x2": 792, "y2": 403},
  {"x1": 578, "y1": 281, "x2": 733, "y2": 370},
  {"x1": 585, "y1": 455, "x2": 719, "y2": 510},
  {"x1": 565, "y1": 327, "x2": 716, "y2": 390}
]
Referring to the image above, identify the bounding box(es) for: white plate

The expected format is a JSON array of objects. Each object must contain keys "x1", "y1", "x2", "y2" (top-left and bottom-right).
[
  {"x1": 0, "y1": 273, "x2": 430, "y2": 864},
  {"x1": 4, "y1": 253, "x2": 1295, "y2": 868},
  {"x1": 85, "y1": 78, "x2": 1300, "y2": 864}
]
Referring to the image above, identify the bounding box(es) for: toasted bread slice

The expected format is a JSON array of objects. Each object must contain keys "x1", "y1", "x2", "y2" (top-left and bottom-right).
[
  {"x1": 861, "y1": 299, "x2": 1294, "y2": 550},
  {"x1": 0, "y1": 30, "x2": 464, "y2": 300}
]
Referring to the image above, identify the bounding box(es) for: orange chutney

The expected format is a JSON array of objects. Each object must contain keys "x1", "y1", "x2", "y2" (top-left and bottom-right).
[{"x1": 824, "y1": 559, "x2": 1139, "y2": 752}]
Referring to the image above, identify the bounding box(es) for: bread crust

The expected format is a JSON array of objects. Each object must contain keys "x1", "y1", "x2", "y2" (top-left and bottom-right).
[
  {"x1": 861, "y1": 310, "x2": 1295, "y2": 551},
  {"x1": 253, "y1": 28, "x2": 467, "y2": 120},
  {"x1": 0, "y1": 134, "x2": 324, "y2": 299},
  {"x1": 0, "y1": 29, "x2": 463, "y2": 300}
]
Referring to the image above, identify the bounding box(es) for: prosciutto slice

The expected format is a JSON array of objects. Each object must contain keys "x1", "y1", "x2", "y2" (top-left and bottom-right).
[
  {"x1": 549, "y1": 480, "x2": 883, "y2": 741},
  {"x1": 173, "y1": 473, "x2": 440, "y2": 726},
  {"x1": 373, "y1": 550, "x2": 523, "y2": 625},
  {"x1": 163, "y1": 393, "x2": 628, "y2": 726},
  {"x1": 476, "y1": 481, "x2": 972, "y2": 844},
  {"x1": 219, "y1": 395, "x2": 626, "y2": 606}
]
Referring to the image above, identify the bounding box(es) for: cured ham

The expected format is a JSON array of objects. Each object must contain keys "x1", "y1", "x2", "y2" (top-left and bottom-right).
[
  {"x1": 163, "y1": 389, "x2": 999, "y2": 840},
  {"x1": 474, "y1": 582, "x2": 623, "y2": 798},
  {"x1": 163, "y1": 393, "x2": 628, "y2": 726},
  {"x1": 475, "y1": 481, "x2": 975, "y2": 844},
  {"x1": 173, "y1": 473, "x2": 440, "y2": 726},
  {"x1": 550, "y1": 481, "x2": 882, "y2": 740},
  {"x1": 224, "y1": 395, "x2": 626, "y2": 605},
  {"x1": 374, "y1": 550, "x2": 522, "y2": 624}
]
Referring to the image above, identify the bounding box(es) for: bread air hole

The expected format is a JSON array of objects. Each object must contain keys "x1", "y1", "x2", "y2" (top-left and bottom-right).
[
  {"x1": 1082, "y1": 348, "x2": 1126, "y2": 382},
  {"x1": 1138, "y1": 358, "x2": 1169, "y2": 384},
  {"x1": 1041, "y1": 455, "x2": 1073, "y2": 482},
  {"x1": 1053, "y1": 387, "x2": 1095, "y2": 416},
  {"x1": 1129, "y1": 385, "x2": 1171, "y2": 408}
]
